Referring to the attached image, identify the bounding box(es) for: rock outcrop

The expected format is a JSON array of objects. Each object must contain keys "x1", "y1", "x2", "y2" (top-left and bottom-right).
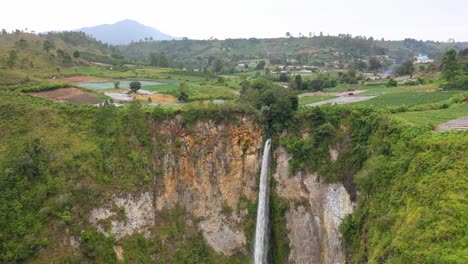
[
  {"x1": 274, "y1": 146, "x2": 355, "y2": 264},
  {"x1": 89, "y1": 192, "x2": 156, "y2": 239}
]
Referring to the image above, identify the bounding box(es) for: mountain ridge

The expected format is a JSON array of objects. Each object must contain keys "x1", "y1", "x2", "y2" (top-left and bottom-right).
[{"x1": 75, "y1": 19, "x2": 176, "y2": 45}]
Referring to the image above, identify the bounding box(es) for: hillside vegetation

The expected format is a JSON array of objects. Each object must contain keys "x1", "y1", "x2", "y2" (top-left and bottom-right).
[
  {"x1": 120, "y1": 36, "x2": 468, "y2": 69},
  {"x1": 0, "y1": 31, "x2": 124, "y2": 85}
]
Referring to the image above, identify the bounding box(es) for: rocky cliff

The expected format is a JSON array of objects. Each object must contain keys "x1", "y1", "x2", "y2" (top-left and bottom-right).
[
  {"x1": 274, "y1": 146, "x2": 355, "y2": 264},
  {"x1": 87, "y1": 115, "x2": 354, "y2": 263},
  {"x1": 89, "y1": 115, "x2": 263, "y2": 257}
]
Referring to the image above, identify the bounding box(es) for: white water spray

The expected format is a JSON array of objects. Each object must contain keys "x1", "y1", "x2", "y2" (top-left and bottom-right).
[{"x1": 254, "y1": 139, "x2": 272, "y2": 264}]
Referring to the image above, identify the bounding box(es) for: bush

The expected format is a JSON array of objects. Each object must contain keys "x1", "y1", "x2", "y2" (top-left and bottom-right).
[{"x1": 386, "y1": 78, "x2": 398, "y2": 87}]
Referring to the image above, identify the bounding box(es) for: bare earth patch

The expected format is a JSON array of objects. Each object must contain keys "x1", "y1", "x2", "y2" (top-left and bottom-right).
[
  {"x1": 29, "y1": 87, "x2": 102, "y2": 105},
  {"x1": 136, "y1": 93, "x2": 178, "y2": 105}
]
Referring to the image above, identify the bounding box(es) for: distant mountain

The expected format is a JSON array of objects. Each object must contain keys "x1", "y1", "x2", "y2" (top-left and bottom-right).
[{"x1": 76, "y1": 19, "x2": 176, "y2": 45}]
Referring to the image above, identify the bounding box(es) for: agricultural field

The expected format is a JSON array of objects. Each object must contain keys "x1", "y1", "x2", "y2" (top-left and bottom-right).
[
  {"x1": 177, "y1": 84, "x2": 238, "y2": 101},
  {"x1": 353, "y1": 91, "x2": 460, "y2": 107},
  {"x1": 28, "y1": 87, "x2": 102, "y2": 105},
  {"x1": 359, "y1": 86, "x2": 406, "y2": 95},
  {"x1": 299, "y1": 95, "x2": 337, "y2": 106},
  {"x1": 395, "y1": 103, "x2": 468, "y2": 127},
  {"x1": 143, "y1": 83, "x2": 179, "y2": 92}
]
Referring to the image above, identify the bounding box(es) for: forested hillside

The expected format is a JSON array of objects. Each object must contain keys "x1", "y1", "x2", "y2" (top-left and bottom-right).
[{"x1": 120, "y1": 36, "x2": 468, "y2": 69}]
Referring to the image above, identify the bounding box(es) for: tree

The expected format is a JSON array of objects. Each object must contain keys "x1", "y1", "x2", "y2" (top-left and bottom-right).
[
  {"x1": 441, "y1": 49, "x2": 459, "y2": 82},
  {"x1": 149, "y1": 52, "x2": 169, "y2": 67},
  {"x1": 211, "y1": 59, "x2": 224, "y2": 73},
  {"x1": 368, "y1": 57, "x2": 382, "y2": 71},
  {"x1": 286, "y1": 32, "x2": 291, "y2": 38},
  {"x1": 129, "y1": 81, "x2": 141, "y2": 93},
  {"x1": 395, "y1": 59, "x2": 415, "y2": 78},
  {"x1": 1, "y1": 29, "x2": 6, "y2": 35},
  {"x1": 7, "y1": 50, "x2": 17, "y2": 68},
  {"x1": 73, "y1": 50, "x2": 80, "y2": 58},
  {"x1": 43, "y1": 40, "x2": 55, "y2": 52},
  {"x1": 113, "y1": 81, "x2": 120, "y2": 89},
  {"x1": 15, "y1": 39, "x2": 28, "y2": 50},
  {"x1": 387, "y1": 78, "x2": 398, "y2": 87},
  {"x1": 459, "y1": 48, "x2": 468, "y2": 59},
  {"x1": 177, "y1": 81, "x2": 189, "y2": 102},
  {"x1": 279, "y1": 73, "x2": 290, "y2": 82},
  {"x1": 294, "y1": 75, "x2": 302, "y2": 89},
  {"x1": 256, "y1": 60, "x2": 266, "y2": 70}
]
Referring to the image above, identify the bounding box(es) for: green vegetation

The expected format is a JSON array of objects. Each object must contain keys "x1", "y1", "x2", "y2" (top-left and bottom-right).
[
  {"x1": 355, "y1": 91, "x2": 459, "y2": 107},
  {"x1": 270, "y1": 187, "x2": 290, "y2": 264},
  {"x1": 1, "y1": 28, "x2": 467, "y2": 264},
  {"x1": 441, "y1": 48, "x2": 468, "y2": 90},
  {"x1": 395, "y1": 103, "x2": 468, "y2": 126},
  {"x1": 143, "y1": 83, "x2": 179, "y2": 92},
  {"x1": 340, "y1": 120, "x2": 467, "y2": 263},
  {"x1": 280, "y1": 106, "x2": 467, "y2": 263},
  {"x1": 129, "y1": 81, "x2": 141, "y2": 93}
]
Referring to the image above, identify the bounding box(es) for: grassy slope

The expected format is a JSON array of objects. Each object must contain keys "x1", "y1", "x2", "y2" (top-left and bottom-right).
[
  {"x1": 395, "y1": 103, "x2": 468, "y2": 126},
  {"x1": 0, "y1": 32, "x2": 120, "y2": 85},
  {"x1": 354, "y1": 91, "x2": 460, "y2": 107}
]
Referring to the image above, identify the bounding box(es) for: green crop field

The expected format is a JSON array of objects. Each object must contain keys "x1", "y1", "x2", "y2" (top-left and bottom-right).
[
  {"x1": 299, "y1": 95, "x2": 337, "y2": 106},
  {"x1": 180, "y1": 85, "x2": 238, "y2": 101},
  {"x1": 360, "y1": 86, "x2": 405, "y2": 95},
  {"x1": 354, "y1": 91, "x2": 459, "y2": 107},
  {"x1": 395, "y1": 103, "x2": 468, "y2": 126},
  {"x1": 143, "y1": 83, "x2": 179, "y2": 92}
]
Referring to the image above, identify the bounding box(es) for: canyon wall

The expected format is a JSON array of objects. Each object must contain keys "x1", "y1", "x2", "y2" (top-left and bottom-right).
[{"x1": 88, "y1": 116, "x2": 354, "y2": 263}]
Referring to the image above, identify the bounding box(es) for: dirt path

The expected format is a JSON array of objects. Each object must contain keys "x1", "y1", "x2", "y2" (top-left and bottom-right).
[
  {"x1": 298, "y1": 90, "x2": 366, "y2": 98},
  {"x1": 436, "y1": 117, "x2": 468, "y2": 131},
  {"x1": 307, "y1": 95, "x2": 376, "y2": 107}
]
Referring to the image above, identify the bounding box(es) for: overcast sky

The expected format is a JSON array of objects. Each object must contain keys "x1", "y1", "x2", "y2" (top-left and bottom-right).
[{"x1": 2, "y1": 0, "x2": 467, "y2": 41}]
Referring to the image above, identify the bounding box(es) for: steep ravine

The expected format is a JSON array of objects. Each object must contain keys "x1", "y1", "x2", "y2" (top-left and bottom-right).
[{"x1": 87, "y1": 116, "x2": 355, "y2": 263}]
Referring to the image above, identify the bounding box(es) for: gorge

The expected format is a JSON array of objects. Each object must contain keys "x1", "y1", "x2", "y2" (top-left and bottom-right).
[{"x1": 0, "y1": 97, "x2": 465, "y2": 263}]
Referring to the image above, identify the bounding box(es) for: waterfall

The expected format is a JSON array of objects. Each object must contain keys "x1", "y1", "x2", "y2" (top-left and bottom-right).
[{"x1": 254, "y1": 138, "x2": 272, "y2": 264}]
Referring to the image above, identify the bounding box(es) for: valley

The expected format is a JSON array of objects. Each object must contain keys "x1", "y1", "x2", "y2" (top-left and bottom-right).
[{"x1": 0, "y1": 20, "x2": 467, "y2": 264}]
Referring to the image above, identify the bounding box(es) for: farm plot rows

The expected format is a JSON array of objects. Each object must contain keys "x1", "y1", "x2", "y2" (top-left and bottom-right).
[{"x1": 354, "y1": 92, "x2": 459, "y2": 107}]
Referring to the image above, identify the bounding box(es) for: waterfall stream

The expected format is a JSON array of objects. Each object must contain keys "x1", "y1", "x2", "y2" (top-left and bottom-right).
[{"x1": 254, "y1": 138, "x2": 272, "y2": 264}]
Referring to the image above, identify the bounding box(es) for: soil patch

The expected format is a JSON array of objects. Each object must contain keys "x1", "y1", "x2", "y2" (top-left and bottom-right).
[
  {"x1": 136, "y1": 93, "x2": 178, "y2": 105},
  {"x1": 29, "y1": 87, "x2": 102, "y2": 105}
]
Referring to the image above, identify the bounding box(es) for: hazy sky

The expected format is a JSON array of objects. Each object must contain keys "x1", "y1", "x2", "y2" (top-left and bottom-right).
[{"x1": 2, "y1": 0, "x2": 468, "y2": 41}]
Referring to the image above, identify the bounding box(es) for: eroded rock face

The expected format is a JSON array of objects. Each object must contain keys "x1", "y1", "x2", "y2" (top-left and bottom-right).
[
  {"x1": 87, "y1": 117, "x2": 263, "y2": 256},
  {"x1": 273, "y1": 146, "x2": 355, "y2": 264},
  {"x1": 89, "y1": 192, "x2": 156, "y2": 239},
  {"x1": 151, "y1": 117, "x2": 263, "y2": 255}
]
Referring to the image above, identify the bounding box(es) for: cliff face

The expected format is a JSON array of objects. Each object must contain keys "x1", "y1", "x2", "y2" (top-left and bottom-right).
[
  {"x1": 274, "y1": 146, "x2": 355, "y2": 264},
  {"x1": 89, "y1": 116, "x2": 263, "y2": 256},
  {"x1": 87, "y1": 116, "x2": 353, "y2": 262},
  {"x1": 150, "y1": 116, "x2": 263, "y2": 255}
]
